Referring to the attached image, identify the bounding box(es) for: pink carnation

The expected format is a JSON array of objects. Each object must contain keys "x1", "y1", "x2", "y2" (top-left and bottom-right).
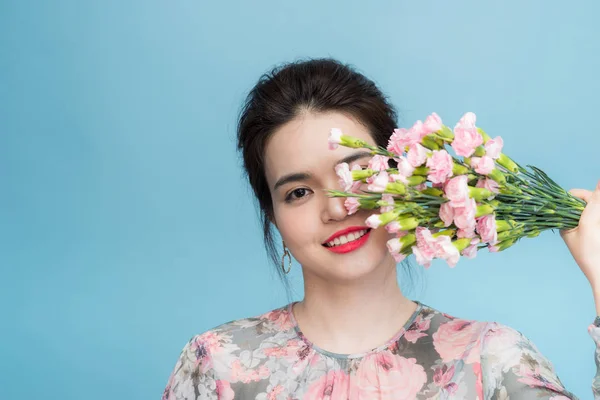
[
  {"x1": 349, "y1": 181, "x2": 363, "y2": 193},
  {"x1": 439, "y1": 202, "x2": 455, "y2": 227},
  {"x1": 390, "y1": 173, "x2": 408, "y2": 185},
  {"x1": 335, "y1": 162, "x2": 353, "y2": 191},
  {"x1": 385, "y1": 221, "x2": 401, "y2": 234},
  {"x1": 412, "y1": 245, "x2": 433, "y2": 269},
  {"x1": 407, "y1": 143, "x2": 429, "y2": 167},
  {"x1": 484, "y1": 136, "x2": 504, "y2": 159},
  {"x1": 408, "y1": 120, "x2": 430, "y2": 144},
  {"x1": 368, "y1": 155, "x2": 390, "y2": 171},
  {"x1": 451, "y1": 113, "x2": 483, "y2": 157},
  {"x1": 391, "y1": 252, "x2": 407, "y2": 263},
  {"x1": 471, "y1": 156, "x2": 495, "y2": 175},
  {"x1": 426, "y1": 149, "x2": 454, "y2": 184},
  {"x1": 477, "y1": 214, "x2": 498, "y2": 244},
  {"x1": 458, "y1": 112, "x2": 477, "y2": 126},
  {"x1": 444, "y1": 175, "x2": 470, "y2": 207},
  {"x1": 328, "y1": 128, "x2": 343, "y2": 150},
  {"x1": 387, "y1": 238, "x2": 407, "y2": 263},
  {"x1": 462, "y1": 238, "x2": 481, "y2": 259},
  {"x1": 344, "y1": 197, "x2": 360, "y2": 215},
  {"x1": 424, "y1": 112, "x2": 443, "y2": 133},
  {"x1": 452, "y1": 126, "x2": 483, "y2": 157},
  {"x1": 476, "y1": 178, "x2": 500, "y2": 194},
  {"x1": 453, "y1": 198, "x2": 477, "y2": 230},
  {"x1": 366, "y1": 214, "x2": 384, "y2": 229},
  {"x1": 395, "y1": 156, "x2": 416, "y2": 177},
  {"x1": 387, "y1": 128, "x2": 421, "y2": 155},
  {"x1": 367, "y1": 171, "x2": 389, "y2": 192},
  {"x1": 435, "y1": 235, "x2": 460, "y2": 267},
  {"x1": 415, "y1": 227, "x2": 438, "y2": 261},
  {"x1": 380, "y1": 194, "x2": 395, "y2": 213},
  {"x1": 457, "y1": 227, "x2": 476, "y2": 238}
]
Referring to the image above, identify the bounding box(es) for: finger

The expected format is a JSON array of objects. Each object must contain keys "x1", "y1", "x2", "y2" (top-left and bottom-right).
[{"x1": 569, "y1": 188, "x2": 593, "y2": 203}]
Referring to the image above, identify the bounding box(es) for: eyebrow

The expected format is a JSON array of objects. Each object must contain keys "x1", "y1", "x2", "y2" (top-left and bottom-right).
[{"x1": 273, "y1": 151, "x2": 372, "y2": 191}]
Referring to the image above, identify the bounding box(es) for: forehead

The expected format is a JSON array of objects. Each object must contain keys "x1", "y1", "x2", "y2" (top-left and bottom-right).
[{"x1": 264, "y1": 112, "x2": 375, "y2": 185}]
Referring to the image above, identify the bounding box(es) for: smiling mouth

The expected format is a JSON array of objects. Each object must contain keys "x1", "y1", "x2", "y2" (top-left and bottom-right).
[{"x1": 323, "y1": 228, "x2": 372, "y2": 248}]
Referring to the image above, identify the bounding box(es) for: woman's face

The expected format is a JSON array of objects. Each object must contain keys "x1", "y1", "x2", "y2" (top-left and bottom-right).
[{"x1": 264, "y1": 111, "x2": 396, "y2": 282}]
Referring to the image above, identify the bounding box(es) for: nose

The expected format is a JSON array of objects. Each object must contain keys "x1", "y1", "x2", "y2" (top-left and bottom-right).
[{"x1": 321, "y1": 193, "x2": 349, "y2": 223}]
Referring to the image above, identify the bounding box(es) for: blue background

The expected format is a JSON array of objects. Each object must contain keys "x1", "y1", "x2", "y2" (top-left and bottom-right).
[{"x1": 2, "y1": 0, "x2": 599, "y2": 398}]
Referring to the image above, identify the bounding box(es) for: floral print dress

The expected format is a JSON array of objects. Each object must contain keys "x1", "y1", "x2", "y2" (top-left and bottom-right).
[{"x1": 162, "y1": 301, "x2": 600, "y2": 399}]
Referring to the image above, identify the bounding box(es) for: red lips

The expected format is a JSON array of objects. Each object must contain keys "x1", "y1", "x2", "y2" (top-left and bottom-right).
[{"x1": 322, "y1": 226, "x2": 371, "y2": 245}]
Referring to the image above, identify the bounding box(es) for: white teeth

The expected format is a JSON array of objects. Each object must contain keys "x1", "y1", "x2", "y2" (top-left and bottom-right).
[{"x1": 326, "y1": 229, "x2": 369, "y2": 248}]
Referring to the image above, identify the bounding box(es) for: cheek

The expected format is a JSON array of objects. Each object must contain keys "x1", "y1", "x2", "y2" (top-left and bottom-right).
[
  {"x1": 368, "y1": 220, "x2": 396, "y2": 247},
  {"x1": 273, "y1": 206, "x2": 318, "y2": 247}
]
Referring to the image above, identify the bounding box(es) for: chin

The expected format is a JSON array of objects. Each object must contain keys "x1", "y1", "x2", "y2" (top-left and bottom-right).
[{"x1": 321, "y1": 244, "x2": 391, "y2": 281}]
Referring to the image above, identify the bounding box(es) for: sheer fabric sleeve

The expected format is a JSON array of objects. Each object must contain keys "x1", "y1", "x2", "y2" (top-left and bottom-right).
[
  {"x1": 588, "y1": 323, "x2": 600, "y2": 399},
  {"x1": 480, "y1": 322, "x2": 579, "y2": 399},
  {"x1": 162, "y1": 335, "x2": 228, "y2": 400}
]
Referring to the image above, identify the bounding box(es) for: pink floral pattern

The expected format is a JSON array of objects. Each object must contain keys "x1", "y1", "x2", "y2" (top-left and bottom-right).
[{"x1": 163, "y1": 301, "x2": 597, "y2": 399}]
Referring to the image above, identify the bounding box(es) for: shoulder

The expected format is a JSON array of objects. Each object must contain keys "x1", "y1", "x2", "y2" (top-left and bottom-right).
[
  {"x1": 418, "y1": 303, "x2": 491, "y2": 363},
  {"x1": 180, "y1": 303, "x2": 296, "y2": 364},
  {"x1": 424, "y1": 304, "x2": 530, "y2": 350},
  {"x1": 197, "y1": 303, "x2": 294, "y2": 344},
  {"x1": 421, "y1": 303, "x2": 491, "y2": 341}
]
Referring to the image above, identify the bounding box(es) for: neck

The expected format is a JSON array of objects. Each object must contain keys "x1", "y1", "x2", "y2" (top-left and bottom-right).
[{"x1": 293, "y1": 258, "x2": 417, "y2": 354}]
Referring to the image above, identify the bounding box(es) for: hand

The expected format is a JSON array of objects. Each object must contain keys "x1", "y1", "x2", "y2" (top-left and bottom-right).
[{"x1": 560, "y1": 180, "x2": 600, "y2": 292}]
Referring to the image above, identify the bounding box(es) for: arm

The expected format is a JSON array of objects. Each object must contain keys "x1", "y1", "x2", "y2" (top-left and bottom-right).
[
  {"x1": 480, "y1": 322, "x2": 580, "y2": 399},
  {"x1": 162, "y1": 335, "x2": 232, "y2": 400},
  {"x1": 559, "y1": 183, "x2": 600, "y2": 398}
]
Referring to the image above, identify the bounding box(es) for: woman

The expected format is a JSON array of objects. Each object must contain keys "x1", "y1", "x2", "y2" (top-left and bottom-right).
[{"x1": 162, "y1": 58, "x2": 600, "y2": 399}]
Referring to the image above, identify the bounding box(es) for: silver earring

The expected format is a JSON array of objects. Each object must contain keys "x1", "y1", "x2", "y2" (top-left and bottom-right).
[{"x1": 281, "y1": 241, "x2": 292, "y2": 274}]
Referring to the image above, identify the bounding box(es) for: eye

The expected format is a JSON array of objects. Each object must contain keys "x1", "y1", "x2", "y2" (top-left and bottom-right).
[{"x1": 285, "y1": 188, "x2": 312, "y2": 202}]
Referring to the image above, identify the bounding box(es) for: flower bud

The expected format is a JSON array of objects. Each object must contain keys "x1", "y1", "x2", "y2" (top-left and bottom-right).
[
  {"x1": 412, "y1": 166, "x2": 429, "y2": 176},
  {"x1": 497, "y1": 228, "x2": 523, "y2": 242},
  {"x1": 433, "y1": 230, "x2": 456, "y2": 238},
  {"x1": 407, "y1": 176, "x2": 427, "y2": 186},
  {"x1": 468, "y1": 187, "x2": 493, "y2": 202},
  {"x1": 385, "y1": 182, "x2": 407, "y2": 195},
  {"x1": 489, "y1": 238, "x2": 516, "y2": 252},
  {"x1": 421, "y1": 135, "x2": 442, "y2": 150},
  {"x1": 473, "y1": 146, "x2": 486, "y2": 157},
  {"x1": 477, "y1": 127, "x2": 492, "y2": 144},
  {"x1": 475, "y1": 204, "x2": 495, "y2": 218},
  {"x1": 422, "y1": 187, "x2": 444, "y2": 197},
  {"x1": 437, "y1": 125, "x2": 455, "y2": 141},
  {"x1": 341, "y1": 136, "x2": 369, "y2": 149},
  {"x1": 452, "y1": 163, "x2": 470, "y2": 176},
  {"x1": 396, "y1": 217, "x2": 420, "y2": 231},
  {"x1": 488, "y1": 169, "x2": 507, "y2": 185},
  {"x1": 497, "y1": 153, "x2": 519, "y2": 173},
  {"x1": 452, "y1": 238, "x2": 472, "y2": 252},
  {"x1": 495, "y1": 219, "x2": 518, "y2": 232},
  {"x1": 351, "y1": 168, "x2": 377, "y2": 181}
]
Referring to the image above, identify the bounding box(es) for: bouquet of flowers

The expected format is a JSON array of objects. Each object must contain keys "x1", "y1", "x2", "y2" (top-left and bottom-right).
[{"x1": 327, "y1": 112, "x2": 586, "y2": 268}]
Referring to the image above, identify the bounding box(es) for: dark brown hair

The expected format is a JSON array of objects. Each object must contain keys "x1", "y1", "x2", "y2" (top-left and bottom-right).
[{"x1": 237, "y1": 58, "x2": 413, "y2": 290}]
